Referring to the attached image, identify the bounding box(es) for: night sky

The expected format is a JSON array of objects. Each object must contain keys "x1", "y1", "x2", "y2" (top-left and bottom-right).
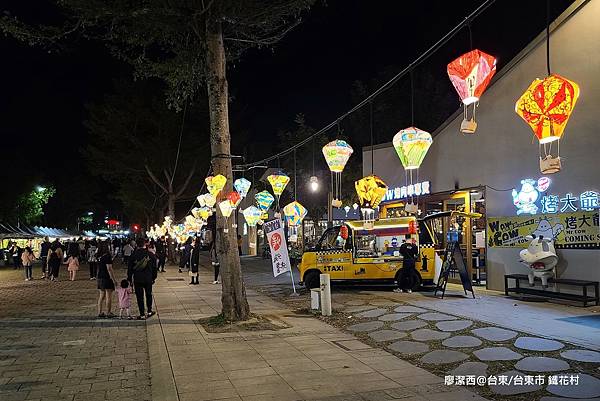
[{"x1": 0, "y1": 0, "x2": 575, "y2": 225}]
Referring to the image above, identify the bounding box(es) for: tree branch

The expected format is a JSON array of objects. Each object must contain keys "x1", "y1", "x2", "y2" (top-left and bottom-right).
[
  {"x1": 145, "y1": 165, "x2": 169, "y2": 194},
  {"x1": 175, "y1": 165, "x2": 196, "y2": 198}
]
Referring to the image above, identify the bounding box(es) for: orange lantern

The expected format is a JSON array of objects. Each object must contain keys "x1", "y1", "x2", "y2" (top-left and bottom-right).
[
  {"x1": 515, "y1": 74, "x2": 580, "y2": 174},
  {"x1": 447, "y1": 49, "x2": 497, "y2": 134}
]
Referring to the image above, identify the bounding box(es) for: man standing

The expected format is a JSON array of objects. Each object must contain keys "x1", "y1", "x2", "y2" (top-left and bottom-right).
[
  {"x1": 122, "y1": 241, "x2": 133, "y2": 266},
  {"x1": 39, "y1": 237, "x2": 51, "y2": 279},
  {"x1": 127, "y1": 238, "x2": 157, "y2": 320},
  {"x1": 156, "y1": 236, "x2": 167, "y2": 273},
  {"x1": 394, "y1": 238, "x2": 419, "y2": 293}
]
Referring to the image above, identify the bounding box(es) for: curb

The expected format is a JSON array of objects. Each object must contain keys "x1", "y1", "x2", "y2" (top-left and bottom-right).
[{"x1": 147, "y1": 308, "x2": 180, "y2": 401}]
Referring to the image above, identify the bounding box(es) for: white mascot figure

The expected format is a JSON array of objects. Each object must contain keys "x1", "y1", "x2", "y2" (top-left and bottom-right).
[{"x1": 519, "y1": 234, "x2": 558, "y2": 288}]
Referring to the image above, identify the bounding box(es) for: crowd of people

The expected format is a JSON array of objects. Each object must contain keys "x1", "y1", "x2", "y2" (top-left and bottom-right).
[{"x1": 3, "y1": 234, "x2": 221, "y2": 320}]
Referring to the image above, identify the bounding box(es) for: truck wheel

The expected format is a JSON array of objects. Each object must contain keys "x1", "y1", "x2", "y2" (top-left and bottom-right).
[
  {"x1": 395, "y1": 269, "x2": 422, "y2": 291},
  {"x1": 304, "y1": 271, "x2": 320, "y2": 289}
]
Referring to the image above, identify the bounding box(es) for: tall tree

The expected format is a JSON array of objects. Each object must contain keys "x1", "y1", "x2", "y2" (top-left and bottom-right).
[
  {"x1": 84, "y1": 80, "x2": 209, "y2": 224},
  {"x1": 2, "y1": 1, "x2": 314, "y2": 321}
]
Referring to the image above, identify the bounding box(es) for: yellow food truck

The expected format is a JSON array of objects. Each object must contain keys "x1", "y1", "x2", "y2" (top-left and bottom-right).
[{"x1": 299, "y1": 216, "x2": 437, "y2": 290}]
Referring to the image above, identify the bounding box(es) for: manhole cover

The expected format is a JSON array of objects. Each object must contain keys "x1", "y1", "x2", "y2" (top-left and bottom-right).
[{"x1": 166, "y1": 278, "x2": 185, "y2": 281}]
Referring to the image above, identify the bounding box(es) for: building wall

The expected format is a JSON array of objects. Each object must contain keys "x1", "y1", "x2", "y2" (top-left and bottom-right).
[{"x1": 363, "y1": 0, "x2": 600, "y2": 291}]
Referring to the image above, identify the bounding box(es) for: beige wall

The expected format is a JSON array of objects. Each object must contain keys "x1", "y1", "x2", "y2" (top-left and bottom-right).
[{"x1": 363, "y1": 0, "x2": 600, "y2": 291}]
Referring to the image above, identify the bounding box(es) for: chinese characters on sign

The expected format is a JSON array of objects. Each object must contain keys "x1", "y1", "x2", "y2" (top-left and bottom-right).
[
  {"x1": 512, "y1": 177, "x2": 598, "y2": 215},
  {"x1": 487, "y1": 211, "x2": 599, "y2": 249},
  {"x1": 444, "y1": 374, "x2": 579, "y2": 387},
  {"x1": 263, "y1": 219, "x2": 292, "y2": 277},
  {"x1": 382, "y1": 181, "x2": 431, "y2": 202}
]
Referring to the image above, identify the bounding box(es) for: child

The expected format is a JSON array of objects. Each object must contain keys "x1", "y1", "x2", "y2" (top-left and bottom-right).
[
  {"x1": 66, "y1": 253, "x2": 80, "y2": 281},
  {"x1": 116, "y1": 279, "x2": 133, "y2": 319}
]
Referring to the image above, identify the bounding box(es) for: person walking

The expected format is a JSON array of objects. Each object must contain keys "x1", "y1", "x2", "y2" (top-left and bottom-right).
[
  {"x1": 128, "y1": 238, "x2": 157, "y2": 320},
  {"x1": 210, "y1": 241, "x2": 220, "y2": 284},
  {"x1": 237, "y1": 234, "x2": 243, "y2": 256},
  {"x1": 116, "y1": 279, "x2": 133, "y2": 319},
  {"x1": 39, "y1": 237, "x2": 51, "y2": 279},
  {"x1": 190, "y1": 237, "x2": 200, "y2": 285},
  {"x1": 178, "y1": 237, "x2": 192, "y2": 273},
  {"x1": 88, "y1": 240, "x2": 98, "y2": 280},
  {"x1": 96, "y1": 241, "x2": 117, "y2": 318},
  {"x1": 122, "y1": 241, "x2": 133, "y2": 266},
  {"x1": 48, "y1": 243, "x2": 63, "y2": 281},
  {"x1": 21, "y1": 246, "x2": 35, "y2": 281},
  {"x1": 9, "y1": 243, "x2": 21, "y2": 270},
  {"x1": 156, "y1": 236, "x2": 167, "y2": 273},
  {"x1": 65, "y1": 251, "x2": 80, "y2": 281}
]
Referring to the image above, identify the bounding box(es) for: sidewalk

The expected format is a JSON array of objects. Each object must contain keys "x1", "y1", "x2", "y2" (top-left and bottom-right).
[{"x1": 148, "y1": 266, "x2": 486, "y2": 401}]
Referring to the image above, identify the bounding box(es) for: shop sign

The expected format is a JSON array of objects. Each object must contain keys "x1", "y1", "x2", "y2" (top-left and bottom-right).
[
  {"x1": 511, "y1": 177, "x2": 598, "y2": 215},
  {"x1": 487, "y1": 211, "x2": 599, "y2": 249},
  {"x1": 382, "y1": 181, "x2": 430, "y2": 202},
  {"x1": 263, "y1": 218, "x2": 291, "y2": 277}
]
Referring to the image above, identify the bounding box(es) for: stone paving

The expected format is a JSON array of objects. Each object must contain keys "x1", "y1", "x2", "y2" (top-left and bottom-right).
[
  {"x1": 324, "y1": 294, "x2": 600, "y2": 400},
  {"x1": 0, "y1": 264, "x2": 151, "y2": 401}
]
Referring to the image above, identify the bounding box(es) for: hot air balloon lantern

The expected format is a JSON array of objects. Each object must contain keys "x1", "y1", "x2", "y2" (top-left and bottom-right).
[
  {"x1": 226, "y1": 191, "x2": 242, "y2": 228},
  {"x1": 234, "y1": 178, "x2": 251, "y2": 198},
  {"x1": 243, "y1": 206, "x2": 262, "y2": 227},
  {"x1": 267, "y1": 172, "x2": 290, "y2": 209},
  {"x1": 393, "y1": 127, "x2": 432, "y2": 214},
  {"x1": 515, "y1": 74, "x2": 580, "y2": 174},
  {"x1": 219, "y1": 200, "x2": 234, "y2": 233},
  {"x1": 196, "y1": 195, "x2": 206, "y2": 207},
  {"x1": 255, "y1": 190, "x2": 274, "y2": 213},
  {"x1": 191, "y1": 207, "x2": 201, "y2": 219},
  {"x1": 205, "y1": 174, "x2": 227, "y2": 197},
  {"x1": 283, "y1": 201, "x2": 307, "y2": 242},
  {"x1": 322, "y1": 140, "x2": 353, "y2": 208},
  {"x1": 355, "y1": 175, "x2": 388, "y2": 229},
  {"x1": 447, "y1": 49, "x2": 497, "y2": 133},
  {"x1": 199, "y1": 206, "x2": 212, "y2": 221}
]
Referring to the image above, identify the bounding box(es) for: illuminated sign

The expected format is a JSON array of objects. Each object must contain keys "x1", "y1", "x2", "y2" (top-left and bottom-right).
[
  {"x1": 382, "y1": 181, "x2": 431, "y2": 202},
  {"x1": 511, "y1": 177, "x2": 598, "y2": 215}
]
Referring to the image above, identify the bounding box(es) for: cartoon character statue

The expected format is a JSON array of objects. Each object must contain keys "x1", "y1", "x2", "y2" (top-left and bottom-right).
[
  {"x1": 519, "y1": 234, "x2": 558, "y2": 288},
  {"x1": 512, "y1": 179, "x2": 548, "y2": 215},
  {"x1": 532, "y1": 219, "x2": 564, "y2": 240}
]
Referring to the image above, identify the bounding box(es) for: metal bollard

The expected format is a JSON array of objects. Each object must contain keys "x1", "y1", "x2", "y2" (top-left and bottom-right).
[{"x1": 319, "y1": 274, "x2": 332, "y2": 316}]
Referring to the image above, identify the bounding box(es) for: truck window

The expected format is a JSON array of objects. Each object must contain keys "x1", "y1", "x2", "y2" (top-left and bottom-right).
[{"x1": 318, "y1": 227, "x2": 345, "y2": 251}]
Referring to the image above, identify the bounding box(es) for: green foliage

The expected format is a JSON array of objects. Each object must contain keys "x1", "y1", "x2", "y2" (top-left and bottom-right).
[{"x1": 18, "y1": 186, "x2": 56, "y2": 224}]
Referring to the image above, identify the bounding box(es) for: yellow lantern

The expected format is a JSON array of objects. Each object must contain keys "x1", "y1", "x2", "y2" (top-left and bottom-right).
[
  {"x1": 243, "y1": 206, "x2": 262, "y2": 227},
  {"x1": 392, "y1": 127, "x2": 433, "y2": 170},
  {"x1": 322, "y1": 140, "x2": 353, "y2": 207},
  {"x1": 205, "y1": 174, "x2": 227, "y2": 197},
  {"x1": 267, "y1": 172, "x2": 290, "y2": 209},
  {"x1": 355, "y1": 175, "x2": 388, "y2": 210},
  {"x1": 218, "y1": 200, "x2": 234, "y2": 233}
]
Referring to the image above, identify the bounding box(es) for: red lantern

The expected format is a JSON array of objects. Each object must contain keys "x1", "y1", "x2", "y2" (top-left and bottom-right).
[
  {"x1": 227, "y1": 191, "x2": 242, "y2": 208},
  {"x1": 408, "y1": 220, "x2": 417, "y2": 235},
  {"x1": 340, "y1": 225, "x2": 349, "y2": 240},
  {"x1": 447, "y1": 49, "x2": 497, "y2": 134}
]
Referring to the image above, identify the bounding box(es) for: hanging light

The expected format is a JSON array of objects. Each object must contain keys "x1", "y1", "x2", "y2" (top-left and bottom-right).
[
  {"x1": 344, "y1": 205, "x2": 350, "y2": 217},
  {"x1": 205, "y1": 175, "x2": 227, "y2": 197},
  {"x1": 447, "y1": 49, "x2": 497, "y2": 133},
  {"x1": 242, "y1": 206, "x2": 262, "y2": 227},
  {"x1": 355, "y1": 175, "x2": 387, "y2": 229},
  {"x1": 309, "y1": 176, "x2": 319, "y2": 192},
  {"x1": 283, "y1": 201, "x2": 307, "y2": 243},
  {"x1": 392, "y1": 127, "x2": 433, "y2": 170},
  {"x1": 255, "y1": 190, "x2": 274, "y2": 213},
  {"x1": 267, "y1": 172, "x2": 290, "y2": 209},
  {"x1": 234, "y1": 178, "x2": 251, "y2": 198},
  {"x1": 515, "y1": 74, "x2": 580, "y2": 174},
  {"x1": 218, "y1": 200, "x2": 234, "y2": 233},
  {"x1": 322, "y1": 139, "x2": 353, "y2": 208}
]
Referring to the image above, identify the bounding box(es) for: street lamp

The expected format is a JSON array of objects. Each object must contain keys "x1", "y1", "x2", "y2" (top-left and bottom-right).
[
  {"x1": 36, "y1": 186, "x2": 46, "y2": 192},
  {"x1": 309, "y1": 176, "x2": 319, "y2": 192}
]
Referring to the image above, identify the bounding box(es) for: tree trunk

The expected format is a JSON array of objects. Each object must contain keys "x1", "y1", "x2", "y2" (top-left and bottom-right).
[
  {"x1": 167, "y1": 194, "x2": 175, "y2": 219},
  {"x1": 205, "y1": 18, "x2": 250, "y2": 321}
]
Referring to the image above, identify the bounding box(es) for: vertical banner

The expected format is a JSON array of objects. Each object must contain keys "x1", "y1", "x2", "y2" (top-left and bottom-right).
[{"x1": 264, "y1": 219, "x2": 292, "y2": 277}]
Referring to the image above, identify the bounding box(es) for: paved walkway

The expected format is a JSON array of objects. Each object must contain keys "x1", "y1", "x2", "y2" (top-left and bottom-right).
[
  {"x1": 0, "y1": 264, "x2": 151, "y2": 401},
  {"x1": 149, "y1": 264, "x2": 486, "y2": 401}
]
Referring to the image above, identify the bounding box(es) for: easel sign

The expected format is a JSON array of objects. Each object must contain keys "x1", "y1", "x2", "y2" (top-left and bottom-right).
[{"x1": 434, "y1": 241, "x2": 475, "y2": 299}]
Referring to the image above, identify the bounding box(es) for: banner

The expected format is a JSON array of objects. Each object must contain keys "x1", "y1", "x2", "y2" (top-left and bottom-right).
[
  {"x1": 487, "y1": 211, "x2": 599, "y2": 249},
  {"x1": 263, "y1": 219, "x2": 292, "y2": 277}
]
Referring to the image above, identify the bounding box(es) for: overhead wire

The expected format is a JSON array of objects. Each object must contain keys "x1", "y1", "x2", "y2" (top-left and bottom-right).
[{"x1": 236, "y1": 0, "x2": 497, "y2": 170}]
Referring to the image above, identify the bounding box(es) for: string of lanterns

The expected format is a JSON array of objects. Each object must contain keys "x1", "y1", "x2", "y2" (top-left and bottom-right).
[{"x1": 150, "y1": 0, "x2": 581, "y2": 241}]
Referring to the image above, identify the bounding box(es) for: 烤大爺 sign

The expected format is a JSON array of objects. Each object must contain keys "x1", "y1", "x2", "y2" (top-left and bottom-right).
[
  {"x1": 382, "y1": 181, "x2": 430, "y2": 202},
  {"x1": 487, "y1": 211, "x2": 599, "y2": 249},
  {"x1": 263, "y1": 218, "x2": 292, "y2": 277}
]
